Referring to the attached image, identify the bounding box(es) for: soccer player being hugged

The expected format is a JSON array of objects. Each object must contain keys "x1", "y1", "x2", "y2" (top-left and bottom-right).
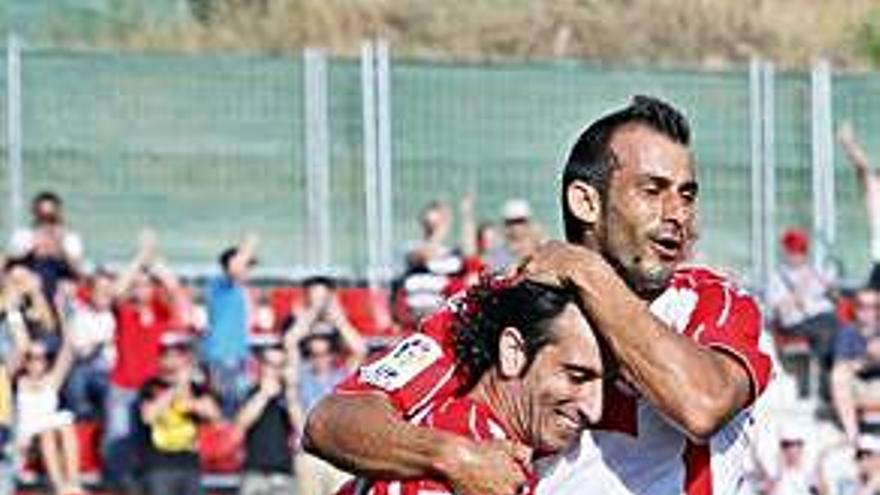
[{"x1": 335, "y1": 278, "x2": 607, "y2": 495}]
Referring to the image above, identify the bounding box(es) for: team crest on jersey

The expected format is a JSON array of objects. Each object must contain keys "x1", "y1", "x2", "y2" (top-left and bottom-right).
[{"x1": 360, "y1": 334, "x2": 442, "y2": 391}]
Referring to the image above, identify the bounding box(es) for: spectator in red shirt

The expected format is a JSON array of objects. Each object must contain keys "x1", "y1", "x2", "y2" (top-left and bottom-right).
[{"x1": 103, "y1": 230, "x2": 185, "y2": 491}]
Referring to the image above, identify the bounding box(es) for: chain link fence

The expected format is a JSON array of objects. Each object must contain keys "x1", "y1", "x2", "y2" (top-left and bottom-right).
[{"x1": 0, "y1": 42, "x2": 873, "y2": 286}]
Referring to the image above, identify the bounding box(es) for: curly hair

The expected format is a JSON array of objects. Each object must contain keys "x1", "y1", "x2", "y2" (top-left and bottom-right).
[{"x1": 453, "y1": 278, "x2": 576, "y2": 389}]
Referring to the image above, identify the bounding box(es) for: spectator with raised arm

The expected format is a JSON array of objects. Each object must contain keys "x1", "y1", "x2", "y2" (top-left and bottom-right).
[
  {"x1": 3, "y1": 261, "x2": 58, "y2": 346},
  {"x1": 838, "y1": 122, "x2": 880, "y2": 290},
  {"x1": 285, "y1": 291, "x2": 363, "y2": 495},
  {"x1": 103, "y1": 229, "x2": 185, "y2": 491},
  {"x1": 397, "y1": 201, "x2": 464, "y2": 324},
  {"x1": 9, "y1": 191, "x2": 84, "y2": 272},
  {"x1": 62, "y1": 269, "x2": 116, "y2": 419},
  {"x1": 202, "y1": 234, "x2": 259, "y2": 417},
  {"x1": 234, "y1": 340, "x2": 299, "y2": 495},
  {"x1": 14, "y1": 306, "x2": 81, "y2": 494},
  {"x1": 0, "y1": 282, "x2": 31, "y2": 495},
  {"x1": 283, "y1": 276, "x2": 367, "y2": 366}
]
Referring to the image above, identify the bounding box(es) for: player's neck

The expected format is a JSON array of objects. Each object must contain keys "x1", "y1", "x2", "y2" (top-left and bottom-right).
[{"x1": 468, "y1": 371, "x2": 530, "y2": 446}]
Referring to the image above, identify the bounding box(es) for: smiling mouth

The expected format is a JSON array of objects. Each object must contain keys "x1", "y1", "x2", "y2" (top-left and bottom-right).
[
  {"x1": 555, "y1": 411, "x2": 582, "y2": 432},
  {"x1": 650, "y1": 237, "x2": 683, "y2": 260}
]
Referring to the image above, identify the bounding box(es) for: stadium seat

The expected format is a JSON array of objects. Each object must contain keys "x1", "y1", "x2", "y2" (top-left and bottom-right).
[
  {"x1": 19, "y1": 420, "x2": 103, "y2": 483},
  {"x1": 199, "y1": 422, "x2": 244, "y2": 474},
  {"x1": 772, "y1": 332, "x2": 819, "y2": 399},
  {"x1": 76, "y1": 420, "x2": 104, "y2": 475},
  {"x1": 837, "y1": 294, "x2": 856, "y2": 325},
  {"x1": 337, "y1": 287, "x2": 393, "y2": 336},
  {"x1": 269, "y1": 286, "x2": 305, "y2": 329}
]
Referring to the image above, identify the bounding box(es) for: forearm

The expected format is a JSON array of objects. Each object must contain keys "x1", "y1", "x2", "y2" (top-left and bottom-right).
[
  {"x1": 235, "y1": 393, "x2": 271, "y2": 432},
  {"x1": 114, "y1": 255, "x2": 146, "y2": 296},
  {"x1": 151, "y1": 259, "x2": 180, "y2": 291},
  {"x1": 842, "y1": 141, "x2": 872, "y2": 189},
  {"x1": 192, "y1": 398, "x2": 222, "y2": 422},
  {"x1": 571, "y1": 263, "x2": 748, "y2": 438},
  {"x1": 831, "y1": 365, "x2": 859, "y2": 440},
  {"x1": 337, "y1": 320, "x2": 367, "y2": 361},
  {"x1": 304, "y1": 393, "x2": 468, "y2": 479},
  {"x1": 141, "y1": 397, "x2": 173, "y2": 424}
]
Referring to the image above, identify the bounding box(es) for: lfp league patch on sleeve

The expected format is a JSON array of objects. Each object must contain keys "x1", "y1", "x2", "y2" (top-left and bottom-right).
[{"x1": 360, "y1": 334, "x2": 443, "y2": 391}]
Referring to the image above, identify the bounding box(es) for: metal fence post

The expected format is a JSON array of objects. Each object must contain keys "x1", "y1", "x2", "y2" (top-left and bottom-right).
[
  {"x1": 375, "y1": 39, "x2": 393, "y2": 283},
  {"x1": 362, "y1": 41, "x2": 381, "y2": 286},
  {"x1": 7, "y1": 34, "x2": 23, "y2": 234},
  {"x1": 761, "y1": 61, "x2": 777, "y2": 290},
  {"x1": 810, "y1": 59, "x2": 836, "y2": 272},
  {"x1": 750, "y1": 58, "x2": 765, "y2": 289},
  {"x1": 303, "y1": 47, "x2": 331, "y2": 269}
]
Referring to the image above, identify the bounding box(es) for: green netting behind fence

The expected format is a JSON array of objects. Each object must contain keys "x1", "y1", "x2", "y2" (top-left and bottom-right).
[
  {"x1": 0, "y1": 49, "x2": 876, "y2": 281},
  {"x1": 20, "y1": 51, "x2": 305, "y2": 267},
  {"x1": 833, "y1": 74, "x2": 880, "y2": 280}
]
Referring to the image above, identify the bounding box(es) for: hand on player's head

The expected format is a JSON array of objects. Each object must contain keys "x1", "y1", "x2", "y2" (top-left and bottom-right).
[{"x1": 515, "y1": 240, "x2": 599, "y2": 289}]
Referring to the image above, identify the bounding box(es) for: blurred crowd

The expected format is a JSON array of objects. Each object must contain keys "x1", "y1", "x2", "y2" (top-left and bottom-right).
[{"x1": 0, "y1": 190, "x2": 547, "y2": 495}]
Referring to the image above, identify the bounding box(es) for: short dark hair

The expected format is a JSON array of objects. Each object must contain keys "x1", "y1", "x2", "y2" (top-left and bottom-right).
[
  {"x1": 303, "y1": 275, "x2": 337, "y2": 291},
  {"x1": 299, "y1": 333, "x2": 337, "y2": 358},
  {"x1": 561, "y1": 95, "x2": 691, "y2": 242},
  {"x1": 454, "y1": 279, "x2": 577, "y2": 388},
  {"x1": 218, "y1": 247, "x2": 238, "y2": 272},
  {"x1": 32, "y1": 191, "x2": 62, "y2": 208}
]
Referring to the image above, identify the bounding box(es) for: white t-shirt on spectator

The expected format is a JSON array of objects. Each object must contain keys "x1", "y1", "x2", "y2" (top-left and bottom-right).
[
  {"x1": 68, "y1": 303, "x2": 117, "y2": 365},
  {"x1": 9, "y1": 227, "x2": 84, "y2": 261},
  {"x1": 770, "y1": 466, "x2": 817, "y2": 495},
  {"x1": 767, "y1": 264, "x2": 835, "y2": 328}
]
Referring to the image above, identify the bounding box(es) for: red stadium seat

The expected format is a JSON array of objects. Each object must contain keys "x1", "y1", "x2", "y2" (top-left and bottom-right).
[
  {"x1": 269, "y1": 286, "x2": 305, "y2": 328},
  {"x1": 337, "y1": 287, "x2": 393, "y2": 336},
  {"x1": 199, "y1": 422, "x2": 244, "y2": 474},
  {"x1": 838, "y1": 294, "x2": 856, "y2": 325},
  {"x1": 76, "y1": 420, "x2": 104, "y2": 475}
]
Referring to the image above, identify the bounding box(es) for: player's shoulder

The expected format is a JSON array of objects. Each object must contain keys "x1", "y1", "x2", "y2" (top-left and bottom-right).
[
  {"x1": 672, "y1": 265, "x2": 734, "y2": 288},
  {"x1": 654, "y1": 265, "x2": 759, "y2": 331},
  {"x1": 671, "y1": 265, "x2": 755, "y2": 301}
]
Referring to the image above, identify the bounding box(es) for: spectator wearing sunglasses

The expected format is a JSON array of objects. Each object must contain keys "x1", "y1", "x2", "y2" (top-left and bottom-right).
[{"x1": 833, "y1": 287, "x2": 880, "y2": 443}]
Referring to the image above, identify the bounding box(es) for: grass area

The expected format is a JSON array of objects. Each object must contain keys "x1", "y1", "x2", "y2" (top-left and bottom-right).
[{"x1": 45, "y1": 0, "x2": 880, "y2": 68}]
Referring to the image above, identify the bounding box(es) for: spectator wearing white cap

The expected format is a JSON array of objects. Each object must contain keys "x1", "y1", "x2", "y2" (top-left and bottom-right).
[
  {"x1": 837, "y1": 435, "x2": 880, "y2": 495},
  {"x1": 483, "y1": 198, "x2": 546, "y2": 273},
  {"x1": 767, "y1": 424, "x2": 817, "y2": 495}
]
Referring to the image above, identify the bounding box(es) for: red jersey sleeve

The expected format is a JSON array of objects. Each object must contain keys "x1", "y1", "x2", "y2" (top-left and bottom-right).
[
  {"x1": 335, "y1": 308, "x2": 466, "y2": 418},
  {"x1": 685, "y1": 281, "x2": 772, "y2": 405}
]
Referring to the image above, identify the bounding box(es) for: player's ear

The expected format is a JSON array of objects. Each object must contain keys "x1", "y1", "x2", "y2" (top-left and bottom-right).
[
  {"x1": 498, "y1": 327, "x2": 528, "y2": 378},
  {"x1": 566, "y1": 179, "x2": 601, "y2": 225}
]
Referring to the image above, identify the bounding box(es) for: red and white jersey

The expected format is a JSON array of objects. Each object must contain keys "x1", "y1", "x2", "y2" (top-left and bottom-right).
[
  {"x1": 337, "y1": 266, "x2": 773, "y2": 495},
  {"x1": 334, "y1": 396, "x2": 536, "y2": 495}
]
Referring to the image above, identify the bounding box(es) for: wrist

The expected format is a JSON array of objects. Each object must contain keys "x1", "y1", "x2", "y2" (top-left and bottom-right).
[{"x1": 431, "y1": 433, "x2": 474, "y2": 482}]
